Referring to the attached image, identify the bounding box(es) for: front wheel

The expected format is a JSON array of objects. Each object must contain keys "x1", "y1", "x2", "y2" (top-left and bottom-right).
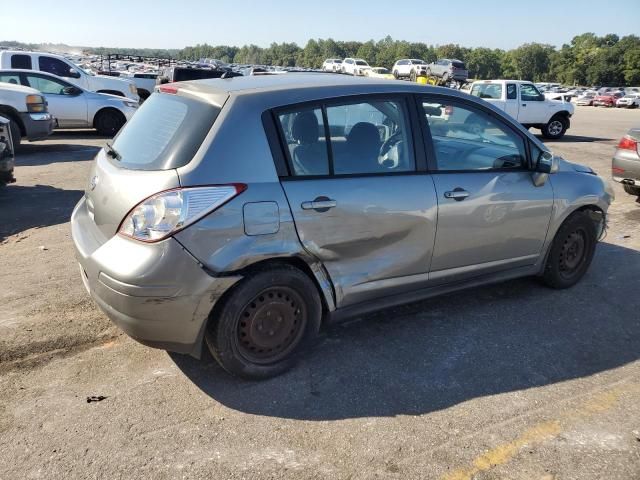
[
  {"x1": 205, "y1": 265, "x2": 322, "y2": 379},
  {"x1": 541, "y1": 115, "x2": 568, "y2": 139},
  {"x1": 541, "y1": 211, "x2": 597, "y2": 289},
  {"x1": 8, "y1": 118, "x2": 22, "y2": 146},
  {"x1": 94, "y1": 109, "x2": 126, "y2": 137}
]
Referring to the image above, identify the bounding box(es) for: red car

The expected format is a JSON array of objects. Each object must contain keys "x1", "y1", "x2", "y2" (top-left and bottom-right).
[{"x1": 593, "y1": 91, "x2": 624, "y2": 107}]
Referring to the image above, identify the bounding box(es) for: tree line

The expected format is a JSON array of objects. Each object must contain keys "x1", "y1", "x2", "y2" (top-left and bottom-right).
[{"x1": 176, "y1": 33, "x2": 640, "y2": 86}]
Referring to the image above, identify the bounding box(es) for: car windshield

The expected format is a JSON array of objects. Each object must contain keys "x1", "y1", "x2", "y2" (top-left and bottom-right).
[
  {"x1": 412, "y1": 60, "x2": 425, "y2": 64},
  {"x1": 334, "y1": 60, "x2": 342, "y2": 63},
  {"x1": 355, "y1": 60, "x2": 368, "y2": 66}
]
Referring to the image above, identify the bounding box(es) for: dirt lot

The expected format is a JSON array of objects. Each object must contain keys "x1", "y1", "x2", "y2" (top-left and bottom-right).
[{"x1": 1, "y1": 107, "x2": 639, "y2": 480}]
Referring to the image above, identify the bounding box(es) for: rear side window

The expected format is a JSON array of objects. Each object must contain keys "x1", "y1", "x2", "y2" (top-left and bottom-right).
[
  {"x1": 0, "y1": 73, "x2": 21, "y2": 85},
  {"x1": 507, "y1": 84, "x2": 517, "y2": 100},
  {"x1": 111, "y1": 93, "x2": 220, "y2": 170},
  {"x1": 11, "y1": 54, "x2": 31, "y2": 69}
]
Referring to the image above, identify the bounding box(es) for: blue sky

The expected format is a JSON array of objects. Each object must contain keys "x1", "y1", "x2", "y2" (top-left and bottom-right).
[{"x1": 2, "y1": 0, "x2": 639, "y2": 50}]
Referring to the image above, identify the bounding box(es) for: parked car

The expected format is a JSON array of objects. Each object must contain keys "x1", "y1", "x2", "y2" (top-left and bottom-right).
[
  {"x1": 156, "y1": 66, "x2": 242, "y2": 84},
  {"x1": 342, "y1": 58, "x2": 371, "y2": 76},
  {"x1": 612, "y1": 128, "x2": 640, "y2": 199},
  {"x1": 364, "y1": 67, "x2": 395, "y2": 80},
  {"x1": 576, "y1": 92, "x2": 597, "y2": 106},
  {"x1": 0, "y1": 51, "x2": 139, "y2": 102},
  {"x1": 71, "y1": 75, "x2": 613, "y2": 379},
  {"x1": 126, "y1": 72, "x2": 158, "y2": 101},
  {"x1": 392, "y1": 59, "x2": 429, "y2": 80},
  {"x1": 321, "y1": 59, "x2": 343, "y2": 72},
  {"x1": 616, "y1": 94, "x2": 640, "y2": 108},
  {"x1": 425, "y1": 58, "x2": 468, "y2": 82},
  {"x1": 594, "y1": 91, "x2": 624, "y2": 107},
  {"x1": 0, "y1": 81, "x2": 55, "y2": 145},
  {"x1": 469, "y1": 80, "x2": 575, "y2": 139},
  {"x1": 0, "y1": 115, "x2": 16, "y2": 186},
  {"x1": 0, "y1": 70, "x2": 138, "y2": 136}
]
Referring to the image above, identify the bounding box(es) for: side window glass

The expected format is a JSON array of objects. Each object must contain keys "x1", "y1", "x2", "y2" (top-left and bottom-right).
[
  {"x1": 326, "y1": 99, "x2": 415, "y2": 175},
  {"x1": 38, "y1": 56, "x2": 73, "y2": 77},
  {"x1": 422, "y1": 100, "x2": 526, "y2": 171},
  {"x1": 0, "y1": 73, "x2": 21, "y2": 85},
  {"x1": 11, "y1": 54, "x2": 31, "y2": 69},
  {"x1": 25, "y1": 75, "x2": 68, "y2": 95},
  {"x1": 521, "y1": 84, "x2": 542, "y2": 101},
  {"x1": 277, "y1": 108, "x2": 329, "y2": 176},
  {"x1": 507, "y1": 84, "x2": 517, "y2": 100}
]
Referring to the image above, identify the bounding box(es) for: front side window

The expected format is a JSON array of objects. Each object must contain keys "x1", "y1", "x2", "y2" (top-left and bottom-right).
[
  {"x1": 38, "y1": 56, "x2": 75, "y2": 78},
  {"x1": 11, "y1": 54, "x2": 31, "y2": 69},
  {"x1": 520, "y1": 84, "x2": 543, "y2": 101},
  {"x1": 24, "y1": 75, "x2": 70, "y2": 94},
  {"x1": 421, "y1": 99, "x2": 526, "y2": 171},
  {"x1": 277, "y1": 98, "x2": 415, "y2": 176}
]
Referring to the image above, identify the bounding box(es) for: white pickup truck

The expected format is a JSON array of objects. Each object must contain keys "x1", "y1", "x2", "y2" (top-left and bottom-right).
[
  {"x1": 0, "y1": 51, "x2": 139, "y2": 102},
  {"x1": 0, "y1": 81, "x2": 55, "y2": 145},
  {"x1": 469, "y1": 80, "x2": 574, "y2": 139}
]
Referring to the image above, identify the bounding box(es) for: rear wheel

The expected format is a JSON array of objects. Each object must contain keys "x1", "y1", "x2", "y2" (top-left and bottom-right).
[
  {"x1": 623, "y1": 184, "x2": 640, "y2": 196},
  {"x1": 541, "y1": 211, "x2": 597, "y2": 289},
  {"x1": 94, "y1": 109, "x2": 126, "y2": 137},
  {"x1": 205, "y1": 265, "x2": 322, "y2": 379}
]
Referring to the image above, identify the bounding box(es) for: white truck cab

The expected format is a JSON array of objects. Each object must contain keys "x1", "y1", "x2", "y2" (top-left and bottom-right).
[
  {"x1": 0, "y1": 51, "x2": 139, "y2": 102},
  {"x1": 469, "y1": 80, "x2": 574, "y2": 139},
  {"x1": 0, "y1": 81, "x2": 55, "y2": 144}
]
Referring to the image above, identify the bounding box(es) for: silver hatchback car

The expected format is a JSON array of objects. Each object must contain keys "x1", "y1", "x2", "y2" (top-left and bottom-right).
[{"x1": 71, "y1": 74, "x2": 614, "y2": 379}]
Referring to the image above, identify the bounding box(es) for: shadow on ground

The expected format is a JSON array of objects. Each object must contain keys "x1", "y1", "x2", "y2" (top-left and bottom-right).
[
  {"x1": 172, "y1": 242, "x2": 640, "y2": 421},
  {"x1": 16, "y1": 144, "x2": 100, "y2": 166},
  {"x1": 0, "y1": 184, "x2": 83, "y2": 241},
  {"x1": 536, "y1": 134, "x2": 614, "y2": 144}
]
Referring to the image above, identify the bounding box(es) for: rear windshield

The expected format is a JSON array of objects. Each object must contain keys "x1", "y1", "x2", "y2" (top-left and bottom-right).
[
  {"x1": 111, "y1": 93, "x2": 220, "y2": 170},
  {"x1": 173, "y1": 68, "x2": 225, "y2": 82},
  {"x1": 452, "y1": 61, "x2": 466, "y2": 69},
  {"x1": 470, "y1": 83, "x2": 503, "y2": 99},
  {"x1": 355, "y1": 60, "x2": 368, "y2": 66}
]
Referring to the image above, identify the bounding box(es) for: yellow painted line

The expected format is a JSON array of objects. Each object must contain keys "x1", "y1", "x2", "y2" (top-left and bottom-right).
[{"x1": 441, "y1": 386, "x2": 630, "y2": 480}]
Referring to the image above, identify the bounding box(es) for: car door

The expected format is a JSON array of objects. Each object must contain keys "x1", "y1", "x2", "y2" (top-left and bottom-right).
[
  {"x1": 517, "y1": 83, "x2": 547, "y2": 124},
  {"x1": 275, "y1": 96, "x2": 438, "y2": 308},
  {"x1": 418, "y1": 96, "x2": 554, "y2": 284},
  {"x1": 22, "y1": 73, "x2": 88, "y2": 127}
]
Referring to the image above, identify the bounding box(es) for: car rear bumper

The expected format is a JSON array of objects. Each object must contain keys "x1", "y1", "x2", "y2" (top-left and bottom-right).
[
  {"x1": 71, "y1": 196, "x2": 242, "y2": 357},
  {"x1": 19, "y1": 112, "x2": 55, "y2": 141},
  {"x1": 612, "y1": 150, "x2": 640, "y2": 184}
]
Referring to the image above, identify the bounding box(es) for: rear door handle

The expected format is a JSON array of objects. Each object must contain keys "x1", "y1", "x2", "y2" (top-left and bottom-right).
[
  {"x1": 301, "y1": 198, "x2": 337, "y2": 211},
  {"x1": 444, "y1": 189, "x2": 470, "y2": 201}
]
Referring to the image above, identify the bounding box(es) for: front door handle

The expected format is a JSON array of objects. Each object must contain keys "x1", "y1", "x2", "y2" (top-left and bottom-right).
[
  {"x1": 301, "y1": 197, "x2": 337, "y2": 212},
  {"x1": 444, "y1": 188, "x2": 470, "y2": 201}
]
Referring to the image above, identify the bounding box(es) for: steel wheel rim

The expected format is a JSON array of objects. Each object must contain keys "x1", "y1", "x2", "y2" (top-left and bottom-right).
[
  {"x1": 236, "y1": 286, "x2": 307, "y2": 364},
  {"x1": 549, "y1": 120, "x2": 563, "y2": 136},
  {"x1": 558, "y1": 228, "x2": 587, "y2": 278}
]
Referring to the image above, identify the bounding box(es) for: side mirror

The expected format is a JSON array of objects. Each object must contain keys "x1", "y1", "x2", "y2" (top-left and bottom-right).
[
  {"x1": 536, "y1": 151, "x2": 559, "y2": 174},
  {"x1": 68, "y1": 69, "x2": 81, "y2": 79},
  {"x1": 63, "y1": 86, "x2": 82, "y2": 96}
]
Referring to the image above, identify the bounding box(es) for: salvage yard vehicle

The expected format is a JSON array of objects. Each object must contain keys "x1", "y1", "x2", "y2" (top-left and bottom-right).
[
  {"x1": 392, "y1": 59, "x2": 429, "y2": 80},
  {"x1": 0, "y1": 51, "x2": 139, "y2": 102},
  {"x1": 156, "y1": 65, "x2": 241, "y2": 84},
  {"x1": 425, "y1": 58, "x2": 468, "y2": 82},
  {"x1": 71, "y1": 74, "x2": 613, "y2": 379},
  {"x1": 364, "y1": 67, "x2": 395, "y2": 79},
  {"x1": 0, "y1": 115, "x2": 16, "y2": 185},
  {"x1": 342, "y1": 58, "x2": 371, "y2": 76},
  {"x1": 616, "y1": 94, "x2": 640, "y2": 108},
  {"x1": 469, "y1": 80, "x2": 575, "y2": 139},
  {"x1": 612, "y1": 128, "x2": 640, "y2": 200},
  {"x1": 593, "y1": 91, "x2": 624, "y2": 107},
  {"x1": 322, "y1": 59, "x2": 343, "y2": 72},
  {"x1": 576, "y1": 92, "x2": 597, "y2": 106},
  {"x1": 0, "y1": 81, "x2": 55, "y2": 145},
  {"x1": 0, "y1": 70, "x2": 138, "y2": 136}
]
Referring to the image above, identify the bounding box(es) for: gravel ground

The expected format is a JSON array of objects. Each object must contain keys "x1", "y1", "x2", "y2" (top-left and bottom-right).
[{"x1": 0, "y1": 107, "x2": 639, "y2": 479}]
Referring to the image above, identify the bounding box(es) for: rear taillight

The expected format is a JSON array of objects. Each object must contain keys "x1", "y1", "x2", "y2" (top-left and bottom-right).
[
  {"x1": 118, "y1": 184, "x2": 246, "y2": 242},
  {"x1": 617, "y1": 136, "x2": 638, "y2": 153},
  {"x1": 26, "y1": 94, "x2": 47, "y2": 113},
  {"x1": 159, "y1": 84, "x2": 179, "y2": 94}
]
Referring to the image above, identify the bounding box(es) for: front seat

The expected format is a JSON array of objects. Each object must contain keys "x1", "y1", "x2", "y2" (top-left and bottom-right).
[
  {"x1": 290, "y1": 112, "x2": 329, "y2": 175},
  {"x1": 338, "y1": 122, "x2": 381, "y2": 174}
]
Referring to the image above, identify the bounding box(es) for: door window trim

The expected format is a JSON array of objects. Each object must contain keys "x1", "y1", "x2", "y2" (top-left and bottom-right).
[
  {"x1": 269, "y1": 93, "x2": 424, "y2": 180},
  {"x1": 414, "y1": 93, "x2": 533, "y2": 173}
]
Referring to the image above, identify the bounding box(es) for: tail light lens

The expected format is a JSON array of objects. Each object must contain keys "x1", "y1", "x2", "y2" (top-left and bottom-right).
[
  {"x1": 118, "y1": 184, "x2": 246, "y2": 242},
  {"x1": 617, "y1": 136, "x2": 638, "y2": 153},
  {"x1": 26, "y1": 94, "x2": 47, "y2": 113}
]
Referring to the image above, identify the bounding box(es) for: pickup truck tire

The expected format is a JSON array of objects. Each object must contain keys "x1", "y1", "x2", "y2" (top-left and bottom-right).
[
  {"x1": 623, "y1": 184, "x2": 640, "y2": 196},
  {"x1": 541, "y1": 115, "x2": 568, "y2": 140},
  {"x1": 94, "y1": 109, "x2": 126, "y2": 137},
  {"x1": 8, "y1": 118, "x2": 22, "y2": 146},
  {"x1": 541, "y1": 211, "x2": 597, "y2": 289}
]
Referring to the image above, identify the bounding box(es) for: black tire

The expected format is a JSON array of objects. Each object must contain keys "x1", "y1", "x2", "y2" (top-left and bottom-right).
[
  {"x1": 205, "y1": 265, "x2": 322, "y2": 379},
  {"x1": 541, "y1": 211, "x2": 597, "y2": 289},
  {"x1": 541, "y1": 115, "x2": 568, "y2": 139},
  {"x1": 94, "y1": 109, "x2": 126, "y2": 137},
  {"x1": 623, "y1": 184, "x2": 640, "y2": 196},
  {"x1": 8, "y1": 117, "x2": 22, "y2": 146},
  {"x1": 393, "y1": 70, "x2": 399, "y2": 79}
]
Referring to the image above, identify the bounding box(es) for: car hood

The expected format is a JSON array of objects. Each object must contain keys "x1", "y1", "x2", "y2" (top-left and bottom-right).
[{"x1": 558, "y1": 157, "x2": 596, "y2": 175}]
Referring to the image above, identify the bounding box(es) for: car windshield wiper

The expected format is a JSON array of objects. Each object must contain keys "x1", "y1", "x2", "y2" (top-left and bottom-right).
[{"x1": 105, "y1": 142, "x2": 121, "y2": 161}]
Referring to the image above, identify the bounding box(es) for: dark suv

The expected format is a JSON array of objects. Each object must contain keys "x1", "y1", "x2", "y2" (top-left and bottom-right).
[{"x1": 156, "y1": 66, "x2": 242, "y2": 85}]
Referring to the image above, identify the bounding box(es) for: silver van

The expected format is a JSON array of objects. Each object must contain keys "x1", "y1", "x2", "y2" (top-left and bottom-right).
[{"x1": 71, "y1": 74, "x2": 613, "y2": 379}]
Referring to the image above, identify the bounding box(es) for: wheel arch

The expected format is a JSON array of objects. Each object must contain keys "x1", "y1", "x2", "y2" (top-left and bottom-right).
[
  {"x1": 92, "y1": 106, "x2": 125, "y2": 128},
  {"x1": 0, "y1": 105, "x2": 25, "y2": 135}
]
